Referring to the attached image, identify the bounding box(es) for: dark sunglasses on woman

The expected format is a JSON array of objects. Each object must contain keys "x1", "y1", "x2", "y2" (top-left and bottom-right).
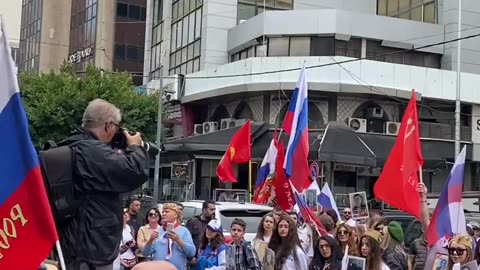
[
  {"x1": 148, "y1": 212, "x2": 158, "y2": 217},
  {"x1": 448, "y1": 247, "x2": 467, "y2": 255}
]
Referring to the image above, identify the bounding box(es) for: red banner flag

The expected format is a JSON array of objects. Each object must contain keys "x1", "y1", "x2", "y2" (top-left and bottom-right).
[
  {"x1": 272, "y1": 141, "x2": 296, "y2": 211},
  {"x1": 216, "y1": 121, "x2": 251, "y2": 183},
  {"x1": 374, "y1": 90, "x2": 424, "y2": 219}
]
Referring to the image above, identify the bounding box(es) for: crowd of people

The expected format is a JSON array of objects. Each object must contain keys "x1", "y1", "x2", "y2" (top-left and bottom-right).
[{"x1": 38, "y1": 99, "x2": 480, "y2": 270}]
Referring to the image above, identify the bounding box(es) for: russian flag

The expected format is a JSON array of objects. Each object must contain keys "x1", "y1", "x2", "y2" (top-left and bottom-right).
[
  {"x1": 0, "y1": 20, "x2": 58, "y2": 268},
  {"x1": 427, "y1": 146, "x2": 467, "y2": 247},
  {"x1": 291, "y1": 182, "x2": 327, "y2": 236},
  {"x1": 283, "y1": 67, "x2": 310, "y2": 192},
  {"x1": 319, "y1": 182, "x2": 341, "y2": 221}
]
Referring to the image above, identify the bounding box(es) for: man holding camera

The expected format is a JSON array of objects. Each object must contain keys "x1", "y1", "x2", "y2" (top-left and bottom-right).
[{"x1": 58, "y1": 99, "x2": 150, "y2": 270}]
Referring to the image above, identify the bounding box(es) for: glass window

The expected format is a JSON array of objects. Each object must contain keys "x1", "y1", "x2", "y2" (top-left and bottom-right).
[
  {"x1": 195, "y1": 9, "x2": 202, "y2": 39},
  {"x1": 268, "y1": 37, "x2": 289, "y2": 56},
  {"x1": 276, "y1": 0, "x2": 293, "y2": 9},
  {"x1": 171, "y1": 23, "x2": 177, "y2": 51},
  {"x1": 141, "y1": 7, "x2": 147, "y2": 21},
  {"x1": 237, "y1": 3, "x2": 256, "y2": 23},
  {"x1": 423, "y1": 2, "x2": 436, "y2": 23},
  {"x1": 411, "y1": 6, "x2": 422, "y2": 21},
  {"x1": 289, "y1": 37, "x2": 310, "y2": 56},
  {"x1": 377, "y1": 0, "x2": 387, "y2": 15},
  {"x1": 127, "y1": 45, "x2": 138, "y2": 60},
  {"x1": 178, "y1": 0, "x2": 184, "y2": 19},
  {"x1": 188, "y1": 13, "x2": 195, "y2": 43},
  {"x1": 387, "y1": 0, "x2": 398, "y2": 15},
  {"x1": 129, "y1": 5, "x2": 141, "y2": 20},
  {"x1": 177, "y1": 20, "x2": 183, "y2": 49},
  {"x1": 182, "y1": 18, "x2": 189, "y2": 46},
  {"x1": 398, "y1": 0, "x2": 410, "y2": 12},
  {"x1": 172, "y1": 1, "x2": 178, "y2": 21},
  {"x1": 115, "y1": 44, "x2": 125, "y2": 59},
  {"x1": 310, "y1": 37, "x2": 335, "y2": 56}
]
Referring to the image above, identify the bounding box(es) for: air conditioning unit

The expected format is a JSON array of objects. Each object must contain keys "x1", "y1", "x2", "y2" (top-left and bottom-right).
[
  {"x1": 193, "y1": 124, "x2": 203, "y2": 135},
  {"x1": 203, "y1": 122, "x2": 218, "y2": 134},
  {"x1": 385, "y1": 121, "x2": 401, "y2": 135},
  {"x1": 220, "y1": 118, "x2": 237, "y2": 130},
  {"x1": 348, "y1": 118, "x2": 367, "y2": 132},
  {"x1": 235, "y1": 119, "x2": 250, "y2": 126}
]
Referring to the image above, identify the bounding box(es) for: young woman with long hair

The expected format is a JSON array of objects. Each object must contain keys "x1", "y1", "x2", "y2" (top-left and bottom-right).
[
  {"x1": 253, "y1": 213, "x2": 276, "y2": 256},
  {"x1": 194, "y1": 219, "x2": 226, "y2": 270},
  {"x1": 381, "y1": 221, "x2": 407, "y2": 270},
  {"x1": 309, "y1": 235, "x2": 343, "y2": 270},
  {"x1": 269, "y1": 214, "x2": 308, "y2": 270},
  {"x1": 335, "y1": 222, "x2": 360, "y2": 256},
  {"x1": 446, "y1": 235, "x2": 473, "y2": 270},
  {"x1": 360, "y1": 230, "x2": 390, "y2": 270}
]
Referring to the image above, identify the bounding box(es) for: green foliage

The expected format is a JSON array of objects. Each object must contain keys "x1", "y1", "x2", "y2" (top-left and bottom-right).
[{"x1": 19, "y1": 65, "x2": 159, "y2": 149}]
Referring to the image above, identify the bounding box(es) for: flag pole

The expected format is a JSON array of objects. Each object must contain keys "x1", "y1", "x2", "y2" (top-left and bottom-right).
[
  {"x1": 418, "y1": 165, "x2": 423, "y2": 183},
  {"x1": 55, "y1": 240, "x2": 66, "y2": 270},
  {"x1": 248, "y1": 160, "x2": 252, "y2": 202}
]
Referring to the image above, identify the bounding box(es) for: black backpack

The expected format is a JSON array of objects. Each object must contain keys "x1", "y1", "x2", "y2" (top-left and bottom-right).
[{"x1": 39, "y1": 140, "x2": 82, "y2": 228}]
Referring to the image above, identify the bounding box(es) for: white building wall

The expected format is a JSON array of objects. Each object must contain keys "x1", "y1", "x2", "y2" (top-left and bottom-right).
[{"x1": 0, "y1": 1, "x2": 22, "y2": 47}]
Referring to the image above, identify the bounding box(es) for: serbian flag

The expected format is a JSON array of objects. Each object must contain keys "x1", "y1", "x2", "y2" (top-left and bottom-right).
[
  {"x1": 292, "y1": 182, "x2": 327, "y2": 236},
  {"x1": 283, "y1": 67, "x2": 310, "y2": 192},
  {"x1": 319, "y1": 183, "x2": 341, "y2": 221},
  {"x1": 216, "y1": 121, "x2": 251, "y2": 183},
  {"x1": 427, "y1": 146, "x2": 467, "y2": 247},
  {"x1": 0, "y1": 21, "x2": 58, "y2": 269},
  {"x1": 374, "y1": 90, "x2": 423, "y2": 219},
  {"x1": 253, "y1": 139, "x2": 277, "y2": 204}
]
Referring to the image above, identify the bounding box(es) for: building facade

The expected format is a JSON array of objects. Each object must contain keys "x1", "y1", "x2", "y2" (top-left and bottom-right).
[
  {"x1": 17, "y1": 0, "x2": 146, "y2": 85},
  {"x1": 144, "y1": 0, "x2": 480, "y2": 208},
  {"x1": 0, "y1": 0, "x2": 22, "y2": 64}
]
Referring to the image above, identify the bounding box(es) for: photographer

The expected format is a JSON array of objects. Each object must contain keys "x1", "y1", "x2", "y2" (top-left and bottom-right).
[{"x1": 58, "y1": 99, "x2": 150, "y2": 270}]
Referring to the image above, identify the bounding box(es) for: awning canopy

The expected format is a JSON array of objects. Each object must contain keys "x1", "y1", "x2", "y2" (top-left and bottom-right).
[
  {"x1": 164, "y1": 122, "x2": 268, "y2": 152},
  {"x1": 317, "y1": 121, "x2": 377, "y2": 167}
]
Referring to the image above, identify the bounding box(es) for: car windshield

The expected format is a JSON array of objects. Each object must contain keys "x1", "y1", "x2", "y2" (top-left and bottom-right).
[{"x1": 219, "y1": 209, "x2": 271, "y2": 233}]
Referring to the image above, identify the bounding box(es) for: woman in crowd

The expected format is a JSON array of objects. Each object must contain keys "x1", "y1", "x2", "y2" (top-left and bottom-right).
[
  {"x1": 253, "y1": 213, "x2": 276, "y2": 256},
  {"x1": 368, "y1": 216, "x2": 387, "y2": 235},
  {"x1": 269, "y1": 214, "x2": 309, "y2": 270},
  {"x1": 194, "y1": 219, "x2": 226, "y2": 270},
  {"x1": 114, "y1": 208, "x2": 138, "y2": 270},
  {"x1": 381, "y1": 221, "x2": 407, "y2": 270},
  {"x1": 335, "y1": 222, "x2": 360, "y2": 256},
  {"x1": 446, "y1": 235, "x2": 473, "y2": 269},
  {"x1": 137, "y1": 207, "x2": 161, "y2": 253},
  {"x1": 360, "y1": 230, "x2": 390, "y2": 270},
  {"x1": 309, "y1": 235, "x2": 343, "y2": 270}
]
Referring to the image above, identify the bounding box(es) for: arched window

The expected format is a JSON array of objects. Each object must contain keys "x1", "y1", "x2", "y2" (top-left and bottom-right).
[
  {"x1": 233, "y1": 101, "x2": 254, "y2": 120},
  {"x1": 210, "y1": 105, "x2": 230, "y2": 123},
  {"x1": 275, "y1": 102, "x2": 325, "y2": 129},
  {"x1": 351, "y1": 101, "x2": 390, "y2": 133}
]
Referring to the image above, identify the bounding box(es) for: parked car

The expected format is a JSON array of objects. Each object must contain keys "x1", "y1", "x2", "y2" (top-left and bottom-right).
[{"x1": 181, "y1": 200, "x2": 273, "y2": 243}]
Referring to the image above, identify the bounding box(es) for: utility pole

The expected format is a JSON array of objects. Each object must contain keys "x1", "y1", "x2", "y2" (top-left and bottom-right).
[
  {"x1": 153, "y1": 66, "x2": 164, "y2": 204},
  {"x1": 455, "y1": 0, "x2": 462, "y2": 158}
]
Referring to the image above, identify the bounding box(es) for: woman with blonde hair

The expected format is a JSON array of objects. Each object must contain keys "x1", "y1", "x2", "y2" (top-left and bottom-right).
[
  {"x1": 446, "y1": 235, "x2": 473, "y2": 270},
  {"x1": 335, "y1": 222, "x2": 360, "y2": 256},
  {"x1": 381, "y1": 221, "x2": 407, "y2": 270}
]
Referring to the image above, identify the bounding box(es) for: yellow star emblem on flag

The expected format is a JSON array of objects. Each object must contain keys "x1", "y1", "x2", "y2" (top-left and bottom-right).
[{"x1": 229, "y1": 146, "x2": 235, "y2": 160}]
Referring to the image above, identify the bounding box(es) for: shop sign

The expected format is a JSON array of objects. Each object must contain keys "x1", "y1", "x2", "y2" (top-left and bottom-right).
[
  {"x1": 163, "y1": 104, "x2": 182, "y2": 124},
  {"x1": 171, "y1": 162, "x2": 190, "y2": 180},
  {"x1": 68, "y1": 47, "x2": 93, "y2": 63}
]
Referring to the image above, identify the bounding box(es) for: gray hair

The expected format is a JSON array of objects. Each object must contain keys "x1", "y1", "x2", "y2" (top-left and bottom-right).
[{"x1": 82, "y1": 99, "x2": 121, "y2": 128}]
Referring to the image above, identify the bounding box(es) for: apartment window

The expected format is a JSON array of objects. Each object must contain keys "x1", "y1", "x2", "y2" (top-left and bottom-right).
[
  {"x1": 117, "y1": 2, "x2": 147, "y2": 21},
  {"x1": 268, "y1": 37, "x2": 289, "y2": 56},
  {"x1": 169, "y1": 0, "x2": 202, "y2": 75},
  {"x1": 366, "y1": 40, "x2": 441, "y2": 68},
  {"x1": 114, "y1": 44, "x2": 144, "y2": 62},
  {"x1": 377, "y1": 0, "x2": 437, "y2": 23},
  {"x1": 18, "y1": 0, "x2": 43, "y2": 72},
  {"x1": 237, "y1": 0, "x2": 293, "y2": 24}
]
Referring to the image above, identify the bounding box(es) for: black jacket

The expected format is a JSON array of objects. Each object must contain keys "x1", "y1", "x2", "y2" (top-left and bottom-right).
[
  {"x1": 59, "y1": 127, "x2": 149, "y2": 266},
  {"x1": 186, "y1": 215, "x2": 210, "y2": 250},
  {"x1": 383, "y1": 247, "x2": 408, "y2": 270}
]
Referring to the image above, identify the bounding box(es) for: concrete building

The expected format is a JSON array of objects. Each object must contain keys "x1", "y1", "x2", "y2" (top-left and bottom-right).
[
  {"x1": 18, "y1": 0, "x2": 146, "y2": 85},
  {"x1": 143, "y1": 0, "x2": 480, "y2": 206},
  {"x1": 0, "y1": 1, "x2": 22, "y2": 64}
]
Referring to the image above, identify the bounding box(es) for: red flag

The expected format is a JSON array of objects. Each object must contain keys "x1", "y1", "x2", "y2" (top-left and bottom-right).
[
  {"x1": 216, "y1": 121, "x2": 251, "y2": 183},
  {"x1": 374, "y1": 90, "x2": 424, "y2": 219},
  {"x1": 272, "y1": 141, "x2": 296, "y2": 211}
]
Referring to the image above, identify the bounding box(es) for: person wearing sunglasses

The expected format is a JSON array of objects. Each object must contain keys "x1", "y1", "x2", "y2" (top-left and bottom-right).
[
  {"x1": 446, "y1": 235, "x2": 473, "y2": 269},
  {"x1": 137, "y1": 208, "x2": 161, "y2": 255},
  {"x1": 335, "y1": 223, "x2": 360, "y2": 256},
  {"x1": 342, "y1": 208, "x2": 356, "y2": 227},
  {"x1": 309, "y1": 235, "x2": 343, "y2": 270},
  {"x1": 380, "y1": 221, "x2": 407, "y2": 270}
]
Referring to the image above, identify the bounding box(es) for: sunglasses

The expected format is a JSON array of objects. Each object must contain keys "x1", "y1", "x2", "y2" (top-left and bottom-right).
[
  {"x1": 375, "y1": 227, "x2": 383, "y2": 232},
  {"x1": 343, "y1": 211, "x2": 351, "y2": 214},
  {"x1": 338, "y1": 229, "x2": 348, "y2": 236},
  {"x1": 448, "y1": 248, "x2": 467, "y2": 255},
  {"x1": 148, "y1": 212, "x2": 158, "y2": 217}
]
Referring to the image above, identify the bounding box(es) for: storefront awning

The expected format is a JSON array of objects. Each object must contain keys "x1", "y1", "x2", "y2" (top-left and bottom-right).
[
  {"x1": 317, "y1": 121, "x2": 377, "y2": 167},
  {"x1": 164, "y1": 122, "x2": 268, "y2": 152}
]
